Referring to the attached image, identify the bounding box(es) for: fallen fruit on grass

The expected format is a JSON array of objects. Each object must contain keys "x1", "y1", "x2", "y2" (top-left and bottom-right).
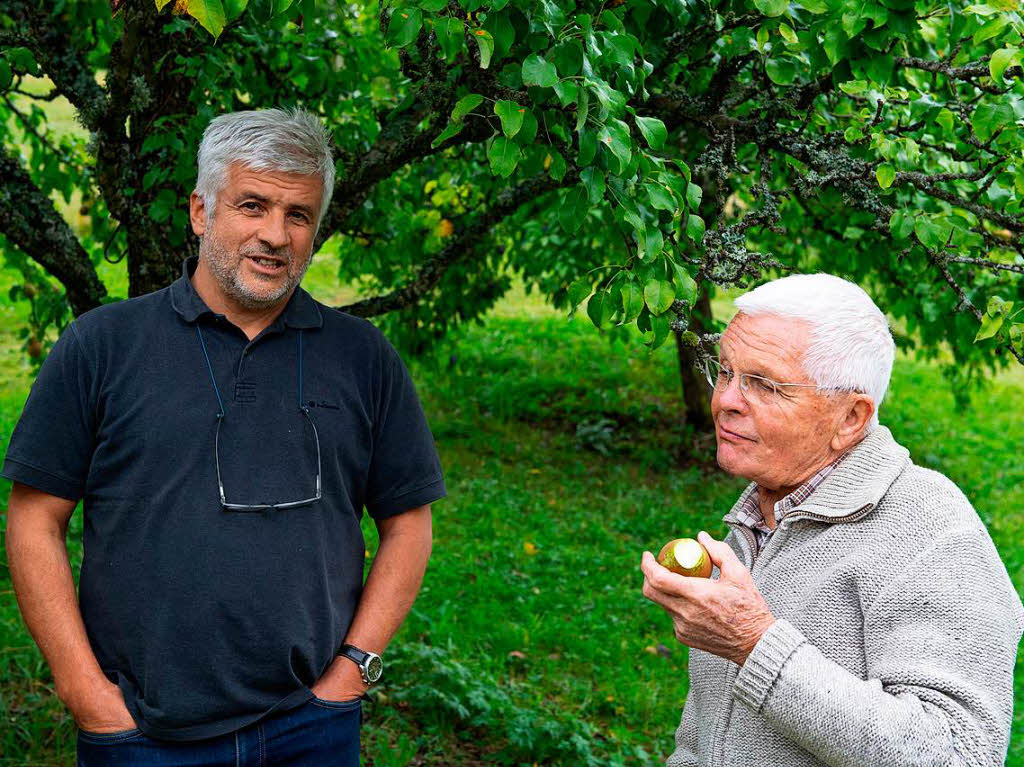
[{"x1": 657, "y1": 538, "x2": 712, "y2": 578}]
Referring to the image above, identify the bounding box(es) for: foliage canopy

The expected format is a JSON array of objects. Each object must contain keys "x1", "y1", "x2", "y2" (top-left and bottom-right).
[{"x1": 2, "y1": 0, "x2": 1023, "y2": 388}]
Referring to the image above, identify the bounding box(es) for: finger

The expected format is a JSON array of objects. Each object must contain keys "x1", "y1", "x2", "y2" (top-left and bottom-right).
[
  {"x1": 697, "y1": 531, "x2": 747, "y2": 580},
  {"x1": 641, "y1": 551, "x2": 703, "y2": 599}
]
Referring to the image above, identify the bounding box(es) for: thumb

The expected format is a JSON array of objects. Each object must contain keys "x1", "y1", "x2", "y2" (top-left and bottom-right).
[{"x1": 697, "y1": 531, "x2": 747, "y2": 580}]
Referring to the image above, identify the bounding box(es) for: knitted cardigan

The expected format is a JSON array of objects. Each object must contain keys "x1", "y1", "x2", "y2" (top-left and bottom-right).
[{"x1": 667, "y1": 425, "x2": 1024, "y2": 767}]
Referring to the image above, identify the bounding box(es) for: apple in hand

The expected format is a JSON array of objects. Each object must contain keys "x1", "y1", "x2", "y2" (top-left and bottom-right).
[{"x1": 657, "y1": 538, "x2": 712, "y2": 578}]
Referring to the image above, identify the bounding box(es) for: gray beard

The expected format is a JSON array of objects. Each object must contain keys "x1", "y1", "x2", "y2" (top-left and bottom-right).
[{"x1": 199, "y1": 229, "x2": 312, "y2": 311}]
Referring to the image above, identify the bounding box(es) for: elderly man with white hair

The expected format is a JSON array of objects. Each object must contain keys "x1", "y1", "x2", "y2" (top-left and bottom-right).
[
  {"x1": 641, "y1": 273, "x2": 1023, "y2": 767},
  {"x1": 4, "y1": 109, "x2": 444, "y2": 766}
]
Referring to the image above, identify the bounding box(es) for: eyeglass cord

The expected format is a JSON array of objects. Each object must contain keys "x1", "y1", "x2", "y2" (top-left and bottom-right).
[{"x1": 195, "y1": 325, "x2": 306, "y2": 418}]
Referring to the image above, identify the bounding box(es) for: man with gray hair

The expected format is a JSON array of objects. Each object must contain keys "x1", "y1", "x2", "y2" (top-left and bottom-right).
[
  {"x1": 4, "y1": 108, "x2": 444, "y2": 765},
  {"x1": 641, "y1": 273, "x2": 1023, "y2": 767}
]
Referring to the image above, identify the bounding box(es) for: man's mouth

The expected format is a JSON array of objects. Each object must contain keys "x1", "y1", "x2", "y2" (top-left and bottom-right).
[
  {"x1": 246, "y1": 255, "x2": 287, "y2": 270},
  {"x1": 718, "y1": 424, "x2": 755, "y2": 442}
]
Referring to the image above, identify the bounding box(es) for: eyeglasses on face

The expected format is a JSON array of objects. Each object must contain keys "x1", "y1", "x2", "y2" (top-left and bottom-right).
[{"x1": 702, "y1": 357, "x2": 834, "y2": 405}]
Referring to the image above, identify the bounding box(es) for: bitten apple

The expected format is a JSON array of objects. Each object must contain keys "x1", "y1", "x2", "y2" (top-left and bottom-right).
[{"x1": 657, "y1": 538, "x2": 712, "y2": 578}]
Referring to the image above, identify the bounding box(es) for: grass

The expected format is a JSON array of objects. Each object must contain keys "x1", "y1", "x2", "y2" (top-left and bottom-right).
[{"x1": 1, "y1": 256, "x2": 1022, "y2": 765}]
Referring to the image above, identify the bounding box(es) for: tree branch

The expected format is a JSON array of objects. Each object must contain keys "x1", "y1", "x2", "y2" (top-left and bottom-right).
[
  {"x1": 339, "y1": 172, "x2": 576, "y2": 317},
  {"x1": 0, "y1": 144, "x2": 107, "y2": 316}
]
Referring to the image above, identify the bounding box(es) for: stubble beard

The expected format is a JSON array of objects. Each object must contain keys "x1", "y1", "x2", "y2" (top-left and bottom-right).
[{"x1": 200, "y1": 225, "x2": 313, "y2": 311}]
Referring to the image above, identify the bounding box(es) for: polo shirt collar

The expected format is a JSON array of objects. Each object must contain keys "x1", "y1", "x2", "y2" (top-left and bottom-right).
[{"x1": 170, "y1": 256, "x2": 323, "y2": 329}]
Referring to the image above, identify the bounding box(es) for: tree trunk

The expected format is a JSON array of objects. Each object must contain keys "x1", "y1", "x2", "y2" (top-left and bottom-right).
[{"x1": 674, "y1": 289, "x2": 714, "y2": 432}]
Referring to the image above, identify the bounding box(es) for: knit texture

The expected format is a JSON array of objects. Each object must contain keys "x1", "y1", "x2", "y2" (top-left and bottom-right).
[{"x1": 666, "y1": 426, "x2": 1024, "y2": 767}]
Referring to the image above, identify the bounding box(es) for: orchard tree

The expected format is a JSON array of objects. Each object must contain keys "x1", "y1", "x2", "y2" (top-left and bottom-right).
[{"x1": 2, "y1": 0, "x2": 1023, "y2": 427}]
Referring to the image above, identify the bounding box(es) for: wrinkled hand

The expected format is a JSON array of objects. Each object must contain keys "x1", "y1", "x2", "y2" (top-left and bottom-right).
[
  {"x1": 69, "y1": 679, "x2": 137, "y2": 734},
  {"x1": 311, "y1": 655, "x2": 369, "y2": 703},
  {"x1": 641, "y1": 531, "x2": 776, "y2": 666}
]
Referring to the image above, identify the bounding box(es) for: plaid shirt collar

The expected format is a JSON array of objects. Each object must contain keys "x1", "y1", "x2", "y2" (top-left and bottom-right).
[{"x1": 735, "y1": 453, "x2": 850, "y2": 539}]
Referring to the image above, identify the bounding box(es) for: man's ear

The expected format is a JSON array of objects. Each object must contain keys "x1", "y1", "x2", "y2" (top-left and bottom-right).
[
  {"x1": 189, "y1": 192, "x2": 208, "y2": 237},
  {"x1": 832, "y1": 394, "x2": 875, "y2": 452}
]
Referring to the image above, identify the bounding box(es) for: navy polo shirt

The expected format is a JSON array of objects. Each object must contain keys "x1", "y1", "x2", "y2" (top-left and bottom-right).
[{"x1": 2, "y1": 257, "x2": 445, "y2": 741}]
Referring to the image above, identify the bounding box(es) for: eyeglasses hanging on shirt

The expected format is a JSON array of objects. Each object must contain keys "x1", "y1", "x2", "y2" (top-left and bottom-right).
[{"x1": 196, "y1": 325, "x2": 322, "y2": 511}]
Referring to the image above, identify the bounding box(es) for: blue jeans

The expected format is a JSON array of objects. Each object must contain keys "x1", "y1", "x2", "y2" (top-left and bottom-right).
[{"x1": 77, "y1": 697, "x2": 361, "y2": 767}]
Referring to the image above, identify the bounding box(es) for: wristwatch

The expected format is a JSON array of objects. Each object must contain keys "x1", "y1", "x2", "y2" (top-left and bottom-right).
[{"x1": 339, "y1": 644, "x2": 383, "y2": 686}]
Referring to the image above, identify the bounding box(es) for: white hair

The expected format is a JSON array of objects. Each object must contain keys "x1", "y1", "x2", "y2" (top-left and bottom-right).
[
  {"x1": 195, "y1": 108, "x2": 335, "y2": 227},
  {"x1": 733, "y1": 273, "x2": 895, "y2": 431}
]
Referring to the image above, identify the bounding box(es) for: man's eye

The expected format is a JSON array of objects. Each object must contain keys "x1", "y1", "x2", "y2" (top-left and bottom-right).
[
  {"x1": 752, "y1": 377, "x2": 776, "y2": 394},
  {"x1": 289, "y1": 212, "x2": 310, "y2": 224},
  {"x1": 240, "y1": 202, "x2": 261, "y2": 212}
]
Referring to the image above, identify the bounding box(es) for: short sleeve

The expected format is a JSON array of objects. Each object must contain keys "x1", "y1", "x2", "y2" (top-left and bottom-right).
[
  {"x1": 2, "y1": 323, "x2": 97, "y2": 500},
  {"x1": 363, "y1": 341, "x2": 445, "y2": 519}
]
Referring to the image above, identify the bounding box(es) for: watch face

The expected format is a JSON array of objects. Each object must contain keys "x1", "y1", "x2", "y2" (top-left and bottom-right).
[{"x1": 366, "y1": 655, "x2": 383, "y2": 682}]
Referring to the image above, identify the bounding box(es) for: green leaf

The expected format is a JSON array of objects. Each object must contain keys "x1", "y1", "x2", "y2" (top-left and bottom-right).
[
  {"x1": 645, "y1": 312, "x2": 671, "y2": 350},
  {"x1": 914, "y1": 216, "x2": 952, "y2": 250},
  {"x1": 838, "y1": 80, "x2": 868, "y2": 95},
  {"x1": 644, "y1": 278, "x2": 675, "y2": 314},
  {"x1": 472, "y1": 29, "x2": 494, "y2": 69},
  {"x1": 634, "y1": 116, "x2": 668, "y2": 150},
  {"x1": 598, "y1": 119, "x2": 633, "y2": 170},
  {"x1": 766, "y1": 58, "x2": 797, "y2": 84},
  {"x1": 641, "y1": 224, "x2": 664, "y2": 260},
  {"x1": 387, "y1": 7, "x2": 422, "y2": 48},
  {"x1": 516, "y1": 110, "x2": 538, "y2": 145},
  {"x1": 187, "y1": 0, "x2": 227, "y2": 37},
  {"x1": 975, "y1": 313, "x2": 1004, "y2": 341},
  {"x1": 0, "y1": 59, "x2": 12, "y2": 91},
  {"x1": 559, "y1": 184, "x2": 590, "y2": 233},
  {"x1": 587, "y1": 290, "x2": 615, "y2": 329},
  {"x1": 522, "y1": 54, "x2": 558, "y2": 87},
  {"x1": 568, "y1": 279, "x2": 592, "y2": 308},
  {"x1": 436, "y1": 17, "x2": 465, "y2": 61},
  {"x1": 553, "y1": 81, "x2": 578, "y2": 106},
  {"x1": 547, "y1": 150, "x2": 567, "y2": 181},
  {"x1": 577, "y1": 128, "x2": 598, "y2": 166},
  {"x1": 431, "y1": 121, "x2": 464, "y2": 148},
  {"x1": 844, "y1": 127, "x2": 864, "y2": 142},
  {"x1": 990, "y1": 47, "x2": 1020, "y2": 84},
  {"x1": 620, "y1": 280, "x2": 645, "y2": 323},
  {"x1": 575, "y1": 86, "x2": 590, "y2": 132},
  {"x1": 646, "y1": 182, "x2": 676, "y2": 211},
  {"x1": 798, "y1": 0, "x2": 827, "y2": 11},
  {"x1": 494, "y1": 100, "x2": 525, "y2": 138},
  {"x1": 875, "y1": 163, "x2": 896, "y2": 189},
  {"x1": 488, "y1": 136, "x2": 522, "y2": 178},
  {"x1": 672, "y1": 263, "x2": 697, "y2": 304},
  {"x1": 754, "y1": 0, "x2": 789, "y2": 16},
  {"x1": 889, "y1": 210, "x2": 914, "y2": 239},
  {"x1": 415, "y1": 0, "x2": 447, "y2": 10},
  {"x1": 779, "y1": 23, "x2": 799, "y2": 44},
  {"x1": 685, "y1": 213, "x2": 706, "y2": 244},
  {"x1": 223, "y1": 0, "x2": 248, "y2": 20},
  {"x1": 581, "y1": 167, "x2": 606, "y2": 203},
  {"x1": 973, "y1": 15, "x2": 1009, "y2": 44},
  {"x1": 971, "y1": 102, "x2": 1015, "y2": 142},
  {"x1": 686, "y1": 182, "x2": 702, "y2": 210},
  {"x1": 452, "y1": 94, "x2": 483, "y2": 122},
  {"x1": 935, "y1": 108, "x2": 955, "y2": 133}
]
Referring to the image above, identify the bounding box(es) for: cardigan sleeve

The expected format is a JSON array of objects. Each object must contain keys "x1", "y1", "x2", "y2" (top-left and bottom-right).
[{"x1": 731, "y1": 526, "x2": 1024, "y2": 767}]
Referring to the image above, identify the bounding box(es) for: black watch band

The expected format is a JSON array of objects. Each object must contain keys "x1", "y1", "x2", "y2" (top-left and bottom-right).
[{"x1": 339, "y1": 643, "x2": 383, "y2": 685}]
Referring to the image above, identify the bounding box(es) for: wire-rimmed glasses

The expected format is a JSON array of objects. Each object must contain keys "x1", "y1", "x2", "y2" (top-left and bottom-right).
[
  {"x1": 701, "y1": 356, "x2": 830, "y2": 406},
  {"x1": 197, "y1": 324, "x2": 322, "y2": 511}
]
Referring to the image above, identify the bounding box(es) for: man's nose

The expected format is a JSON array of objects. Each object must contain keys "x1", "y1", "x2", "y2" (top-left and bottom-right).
[
  {"x1": 257, "y1": 209, "x2": 289, "y2": 250},
  {"x1": 715, "y1": 373, "x2": 748, "y2": 412}
]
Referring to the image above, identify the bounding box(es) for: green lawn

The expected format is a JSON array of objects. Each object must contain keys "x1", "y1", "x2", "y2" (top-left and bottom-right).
[{"x1": 1, "y1": 259, "x2": 1022, "y2": 765}]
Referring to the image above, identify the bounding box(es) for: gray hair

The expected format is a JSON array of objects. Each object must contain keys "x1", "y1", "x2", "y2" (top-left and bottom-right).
[
  {"x1": 733, "y1": 273, "x2": 895, "y2": 431},
  {"x1": 195, "y1": 108, "x2": 335, "y2": 226}
]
